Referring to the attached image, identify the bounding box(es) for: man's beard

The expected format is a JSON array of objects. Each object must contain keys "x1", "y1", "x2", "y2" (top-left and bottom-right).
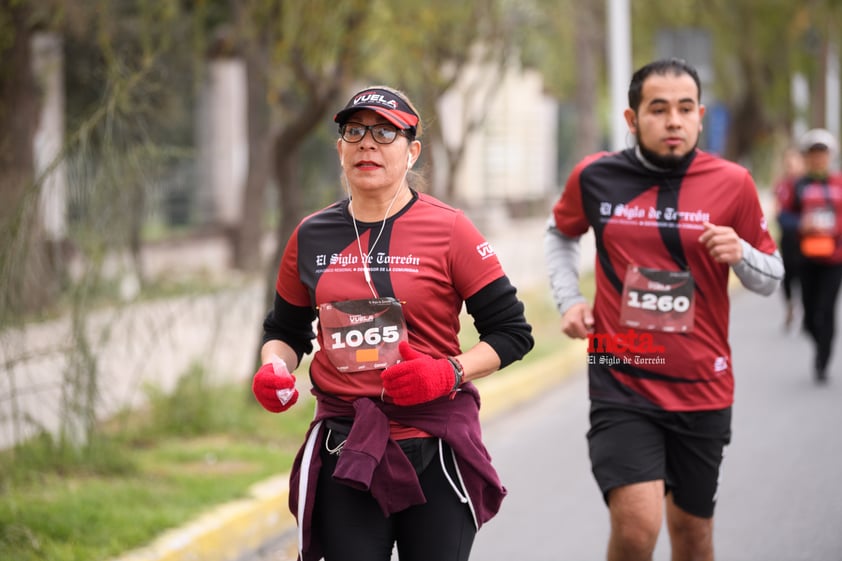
[{"x1": 636, "y1": 132, "x2": 698, "y2": 170}]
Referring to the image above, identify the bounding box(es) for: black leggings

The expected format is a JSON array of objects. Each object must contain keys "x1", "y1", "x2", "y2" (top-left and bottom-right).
[
  {"x1": 779, "y1": 231, "x2": 802, "y2": 303},
  {"x1": 314, "y1": 436, "x2": 476, "y2": 561},
  {"x1": 800, "y1": 260, "x2": 842, "y2": 371}
]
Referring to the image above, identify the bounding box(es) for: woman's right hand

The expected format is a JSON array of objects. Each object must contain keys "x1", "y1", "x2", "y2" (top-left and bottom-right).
[{"x1": 252, "y1": 359, "x2": 299, "y2": 413}]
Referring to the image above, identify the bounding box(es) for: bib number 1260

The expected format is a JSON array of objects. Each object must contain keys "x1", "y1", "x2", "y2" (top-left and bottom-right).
[{"x1": 626, "y1": 290, "x2": 691, "y2": 313}]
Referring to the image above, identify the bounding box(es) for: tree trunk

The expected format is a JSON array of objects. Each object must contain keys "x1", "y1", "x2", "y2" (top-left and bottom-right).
[
  {"x1": 0, "y1": 3, "x2": 55, "y2": 319},
  {"x1": 811, "y1": 36, "x2": 828, "y2": 129},
  {"x1": 255, "y1": 145, "x2": 302, "y2": 372},
  {"x1": 233, "y1": 51, "x2": 271, "y2": 272},
  {"x1": 263, "y1": 143, "x2": 303, "y2": 313},
  {"x1": 574, "y1": 1, "x2": 601, "y2": 159}
]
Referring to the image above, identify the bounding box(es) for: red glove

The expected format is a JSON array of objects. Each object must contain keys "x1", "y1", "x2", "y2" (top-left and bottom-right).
[
  {"x1": 381, "y1": 342, "x2": 457, "y2": 406},
  {"x1": 252, "y1": 358, "x2": 299, "y2": 413}
]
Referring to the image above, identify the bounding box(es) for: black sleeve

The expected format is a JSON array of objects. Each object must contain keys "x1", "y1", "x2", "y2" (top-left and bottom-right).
[
  {"x1": 464, "y1": 275, "x2": 534, "y2": 369},
  {"x1": 262, "y1": 292, "x2": 317, "y2": 364}
]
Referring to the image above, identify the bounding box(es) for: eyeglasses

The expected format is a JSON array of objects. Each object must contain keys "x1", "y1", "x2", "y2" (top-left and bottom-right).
[{"x1": 339, "y1": 122, "x2": 409, "y2": 144}]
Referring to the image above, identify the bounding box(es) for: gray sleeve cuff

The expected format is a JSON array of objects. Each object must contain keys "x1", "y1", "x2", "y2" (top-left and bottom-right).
[{"x1": 543, "y1": 215, "x2": 586, "y2": 315}]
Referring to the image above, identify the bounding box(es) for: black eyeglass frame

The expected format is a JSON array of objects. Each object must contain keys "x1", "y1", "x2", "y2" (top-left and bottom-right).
[{"x1": 338, "y1": 122, "x2": 414, "y2": 144}]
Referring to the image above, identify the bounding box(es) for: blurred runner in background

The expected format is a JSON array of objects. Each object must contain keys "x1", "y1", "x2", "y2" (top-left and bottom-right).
[
  {"x1": 773, "y1": 145, "x2": 805, "y2": 329},
  {"x1": 777, "y1": 128, "x2": 842, "y2": 383}
]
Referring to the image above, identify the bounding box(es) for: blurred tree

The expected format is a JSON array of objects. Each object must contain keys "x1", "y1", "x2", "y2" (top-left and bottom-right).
[
  {"x1": 508, "y1": 0, "x2": 841, "y2": 177},
  {"x1": 509, "y1": 0, "x2": 605, "y2": 177},
  {"x1": 0, "y1": 1, "x2": 56, "y2": 318},
  {"x1": 64, "y1": 1, "x2": 196, "y2": 283},
  {"x1": 698, "y1": 1, "x2": 809, "y2": 162},
  {"x1": 5, "y1": 0, "x2": 203, "y2": 449},
  {"x1": 572, "y1": 0, "x2": 604, "y2": 161},
  {"x1": 631, "y1": 0, "x2": 842, "y2": 169},
  {"x1": 0, "y1": 0, "x2": 198, "y2": 322},
  {"x1": 223, "y1": 0, "x2": 371, "y2": 277},
  {"x1": 66, "y1": 1, "x2": 195, "y2": 450},
  {"x1": 794, "y1": 0, "x2": 842, "y2": 132},
  {"x1": 374, "y1": 0, "x2": 510, "y2": 203},
  {"x1": 214, "y1": 1, "x2": 374, "y2": 377}
]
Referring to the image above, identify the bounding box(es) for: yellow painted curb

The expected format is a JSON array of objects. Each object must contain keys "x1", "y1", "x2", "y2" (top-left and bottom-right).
[{"x1": 109, "y1": 475, "x2": 295, "y2": 561}]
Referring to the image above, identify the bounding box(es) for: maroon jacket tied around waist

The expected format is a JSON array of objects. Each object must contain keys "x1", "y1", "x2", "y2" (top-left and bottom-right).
[{"x1": 289, "y1": 383, "x2": 506, "y2": 561}]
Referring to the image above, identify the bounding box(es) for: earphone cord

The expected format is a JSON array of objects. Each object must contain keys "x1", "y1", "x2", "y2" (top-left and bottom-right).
[{"x1": 349, "y1": 182, "x2": 406, "y2": 298}]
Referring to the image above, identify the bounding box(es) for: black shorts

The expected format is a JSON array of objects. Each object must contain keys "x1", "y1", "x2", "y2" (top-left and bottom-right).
[{"x1": 587, "y1": 402, "x2": 732, "y2": 518}]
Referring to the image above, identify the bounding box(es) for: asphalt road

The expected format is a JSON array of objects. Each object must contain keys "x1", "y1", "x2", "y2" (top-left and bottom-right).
[{"x1": 472, "y1": 287, "x2": 842, "y2": 561}]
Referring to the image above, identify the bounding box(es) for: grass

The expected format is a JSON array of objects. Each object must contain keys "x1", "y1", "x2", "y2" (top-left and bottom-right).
[
  {"x1": 0, "y1": 281, "x2": 591, "y2": 561},
  {"x1": 0, "y1": 368, "x2": 315, "y2": 561}
]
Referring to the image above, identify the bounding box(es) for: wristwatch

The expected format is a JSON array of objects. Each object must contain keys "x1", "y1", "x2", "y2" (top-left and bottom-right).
[{"x1": 447, "y1": 356, "x2": 464, "y2": 391}]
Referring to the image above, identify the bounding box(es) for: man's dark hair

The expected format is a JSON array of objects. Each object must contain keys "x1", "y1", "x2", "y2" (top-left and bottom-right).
[{"x1": 627, "y1": 58, "x2": 702, "y2": 111}]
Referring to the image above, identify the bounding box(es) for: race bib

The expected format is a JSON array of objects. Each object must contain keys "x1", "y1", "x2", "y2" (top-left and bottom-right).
[
  {"x1": 801, "y1": 207, "x2": 837, "y2": 258},
  {"x1": 318, "y1": 297, "x2": 407, "y2": 372},
  {"x1": 619, "y1": 265, "x2": 695, "y2": 333},
  {"x1": 805, "y1": 206, "x2": 836, "y2": 233}
]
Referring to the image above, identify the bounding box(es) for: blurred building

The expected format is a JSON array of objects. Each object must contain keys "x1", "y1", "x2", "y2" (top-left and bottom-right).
[
  {"x1": 437, "y1": 52, "x2": 559, "y2": 221},
  {"x1": 196, "y1": 57, "x2": 249, "y2": 230},
  {"x1": 32, "y1": 32, "x2": 67, "y2": 242}
]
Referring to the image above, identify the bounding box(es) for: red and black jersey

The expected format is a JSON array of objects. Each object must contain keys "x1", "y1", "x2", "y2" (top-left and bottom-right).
[
  {"x1": 778, "y1": 172, "x2": 842, "y2": 264},
  {"x1": 552, "y1": 148, "x2": 777, "y2": 411},
  {"x1": 274, "y1": 191, "x2": 510, "y2": 399}
]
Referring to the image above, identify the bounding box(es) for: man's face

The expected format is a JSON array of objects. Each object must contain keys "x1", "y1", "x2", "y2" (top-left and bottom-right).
[{"x1": 625, "y1": 72, "x2": 705, "y2": 168}]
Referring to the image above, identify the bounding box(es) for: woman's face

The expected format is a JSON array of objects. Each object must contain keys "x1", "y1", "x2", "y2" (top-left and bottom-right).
[{"x1": 336, "y1": 109, "x2": 420, "y2": 197}]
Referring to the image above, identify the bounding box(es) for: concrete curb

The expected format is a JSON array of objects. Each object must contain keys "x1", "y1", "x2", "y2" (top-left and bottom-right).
[
  {"x1": 110, "y1": 475, "x2": 296, "y2": 561},
  {"x1": 108, "y1": 341, "x2": 588, "y2": 561}
]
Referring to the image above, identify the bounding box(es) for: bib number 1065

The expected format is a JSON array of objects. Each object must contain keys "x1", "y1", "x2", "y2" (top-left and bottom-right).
[
  {"x1": 626, "y1": 290, "x2": 691, "y2": 313},
  {"x1": 330, "y1": 325, "x2": 400, "y2": 349}
]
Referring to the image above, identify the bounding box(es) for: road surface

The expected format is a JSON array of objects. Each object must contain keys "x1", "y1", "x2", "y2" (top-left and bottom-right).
[{"x1": 472, "y1": 287, "x2": 842, "y2": 561}]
